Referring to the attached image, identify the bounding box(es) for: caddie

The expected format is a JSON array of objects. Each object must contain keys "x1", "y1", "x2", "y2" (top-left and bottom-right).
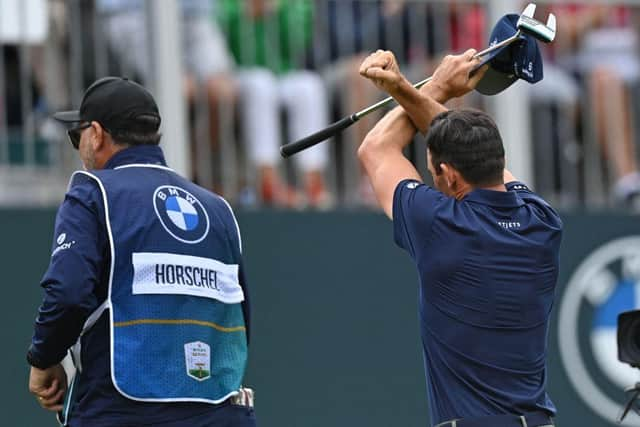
[{"x1": 26, "y1": 77, "x2": 256, "y2": 427}]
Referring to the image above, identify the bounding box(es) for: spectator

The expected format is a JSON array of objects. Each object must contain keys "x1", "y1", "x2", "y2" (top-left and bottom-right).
[
  {"x1": 218, "y1": 0, "x2": 331, "y2": 208},
  {"x1": 554, "y1": 5, "x2": 640, "y2": 208},
  {"x1": 312, "y1": 0, "x2": 411, "y2": 205},
  {"x1": 0, "y1": 0, "x2": 51, "y2": 164},
  {"x1": 523, "y1": 3, "x2": 581, "y2": 204},
  {"x1": 313, "y1": 1, "x2": 486, "y2": 205},
  {"x1": 97, "y1": 0, "x2": 237, "y2": 190}
]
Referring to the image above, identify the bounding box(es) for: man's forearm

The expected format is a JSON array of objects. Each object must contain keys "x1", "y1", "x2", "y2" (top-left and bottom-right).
[
  {"x1": 389, "y1": 78, "x2": 449, "y2": 134},
  {"x1": 360, "y1": 104, "x2": 417, "y2": 154},
  {"x1": 360, "y1": 77, "x2": 451, "y2": 155}
]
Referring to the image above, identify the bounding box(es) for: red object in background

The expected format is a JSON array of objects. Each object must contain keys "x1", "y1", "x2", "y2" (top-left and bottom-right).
[{"x1": 449, "y1": 4, "x2": 486, "y2": 52}]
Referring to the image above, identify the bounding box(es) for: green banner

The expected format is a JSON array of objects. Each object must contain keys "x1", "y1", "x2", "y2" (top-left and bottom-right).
[{"x1": 2, "y1": 209, "x2": 639, "y2": 426}]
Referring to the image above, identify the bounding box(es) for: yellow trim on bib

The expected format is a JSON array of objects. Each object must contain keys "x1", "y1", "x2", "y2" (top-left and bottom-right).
[{"x1": 114, "y1": 318, "x2": 246, "y2": 333}]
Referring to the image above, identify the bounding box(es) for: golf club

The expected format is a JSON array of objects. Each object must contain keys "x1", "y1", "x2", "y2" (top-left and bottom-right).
[{"x1": 280, "y1": 2, "x2": 556, "y2": 158}]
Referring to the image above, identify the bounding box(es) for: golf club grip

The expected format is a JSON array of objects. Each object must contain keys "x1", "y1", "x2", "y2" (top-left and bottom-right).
[{"x1": 280, "y1": 114, "x2": 358, "y2": 158}]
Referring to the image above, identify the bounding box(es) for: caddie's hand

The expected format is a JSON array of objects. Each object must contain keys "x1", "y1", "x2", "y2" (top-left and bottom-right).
[
  {"x1": 359, "y1": 50, "x2": 406, "y2": 95},
  {"x1": 428, "y1": 49, "x2": 488, "y2": 101},
  {"x1": 29, "y1": 364, "x2": 67, "y2": 412}
]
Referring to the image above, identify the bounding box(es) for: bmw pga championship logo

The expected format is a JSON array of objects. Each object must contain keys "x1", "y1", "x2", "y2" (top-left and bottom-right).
[
  {"x1": 153, "y1": 185, "x2": 210, "y2": 244},
  {"x1": 184, "y1": 341, "x2": 211, "y2": 381},
  {"x1": 558, "y1": 236, "x2": 640, "y2": 425}
]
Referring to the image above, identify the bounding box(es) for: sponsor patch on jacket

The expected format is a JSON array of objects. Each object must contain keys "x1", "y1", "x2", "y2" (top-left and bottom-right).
[{"x1": 184, "y1": 341, "x2": 211, "y2": 381}]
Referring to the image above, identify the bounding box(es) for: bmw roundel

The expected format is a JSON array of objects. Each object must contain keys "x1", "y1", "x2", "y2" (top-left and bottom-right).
[
  {"x1": 153, "y1": 185, "x2": 210, "y2": 244},
  {"x1": 558, "y1": 236, "x2": 640, "y2": 425}
]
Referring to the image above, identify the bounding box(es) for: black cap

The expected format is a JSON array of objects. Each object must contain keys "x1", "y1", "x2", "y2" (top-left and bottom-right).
[{"x1": 53, "y1": 77, "x2": 161, "y2": 133}]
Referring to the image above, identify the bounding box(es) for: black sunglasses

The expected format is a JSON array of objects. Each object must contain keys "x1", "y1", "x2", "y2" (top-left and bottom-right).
[{"x1": 67, "y1": 122, "x2": 92, "y2": 149}]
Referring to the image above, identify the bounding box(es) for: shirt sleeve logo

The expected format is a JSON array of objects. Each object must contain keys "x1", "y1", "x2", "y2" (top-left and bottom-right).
[
  {"x1": 56, "y1": 233, "x2": 67, "y2": 245},
  {"x1": 153, "y1": 186, "x2": 210, "y2": 244},
  {"x1": 52, "y1": 232, "x2": 76, "y2": 256},
  {"x1": 406, "y1": 182, "x2": 419, "y2": 190}
]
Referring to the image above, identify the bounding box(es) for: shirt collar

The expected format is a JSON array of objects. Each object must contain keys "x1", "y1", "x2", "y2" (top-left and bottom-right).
[
  {"x1": 463, "y1": 188, "x2": 525, "y2": 208},
  {"x1": 103, "y1": 145, "x2": 167, "y2": 170}
]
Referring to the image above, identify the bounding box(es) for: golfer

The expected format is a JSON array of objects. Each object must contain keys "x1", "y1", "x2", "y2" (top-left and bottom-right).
[
  {"x1": 27, "y1": 77, "x2": 256, "y2": 427},
  {"x1": 357, "y1": 49, "x2": 560, "y2": 427}
]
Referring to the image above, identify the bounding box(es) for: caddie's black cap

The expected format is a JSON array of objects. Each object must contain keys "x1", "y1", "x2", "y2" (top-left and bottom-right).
[
  {"x1": 475, "y1": 14, "x2": 544, "y2": 95},
  {"x1": 53, "y1": 77, "x2": 161, "y2": 132}
]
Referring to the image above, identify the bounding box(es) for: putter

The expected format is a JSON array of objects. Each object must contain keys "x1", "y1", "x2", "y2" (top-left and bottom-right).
[
  {"x1": 280, "y1": 2, "x2": 557, "y2": 158},
  {"x1": 517, "y1": 3, "x2": 556, "y2": 43}
]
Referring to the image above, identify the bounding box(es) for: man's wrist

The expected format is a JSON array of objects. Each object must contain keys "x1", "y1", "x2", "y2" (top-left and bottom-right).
[
  {"x1": 26, "y1": 348, "x2": 51, "y2": 370},
  {"x1": 389, "y1": 76, "x2": 418, "y2": 100},
  {"x1": 420, "y1": 81, "x2": 449, "y2": 104}
]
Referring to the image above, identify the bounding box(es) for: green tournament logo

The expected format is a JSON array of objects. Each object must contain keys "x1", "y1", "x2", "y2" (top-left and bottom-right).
[{"x1": 184, "y1": 341, "x2": 211, "y2": 381}]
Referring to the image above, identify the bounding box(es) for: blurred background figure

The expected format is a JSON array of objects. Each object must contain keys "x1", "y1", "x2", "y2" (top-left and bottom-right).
[
  {"x1": 553, "y1": 4, "x2": 640, "y2": 208},
  {"x1": 0, "y1": 0, "x2": 51, "y2": 166},
  {"x1": 97, "y1": 0, "x2": 237, "y2": 192},
  {"x1": 522, "y1": 3, "x2": 582, "y2": 206},
  {"x1": 311, "y1": 0, "x2": 488, "y2": 206},
  {"x1": 217, "y1": 0, "x2": 332, "y2": 208},
  {"x1": 312, "y1": 0, "x2": 411, "y2": 206},
  {"x1": 3, "y1": 0, "x2": 640, "y2": 212}
]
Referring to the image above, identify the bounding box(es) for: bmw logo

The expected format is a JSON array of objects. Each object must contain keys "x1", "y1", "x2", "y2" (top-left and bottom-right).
[
  {"x1": 558, "y1": 236, "x2": 640, "y2": 425},
  {"x1": 153, "y1": 185, "x2": 210, "y2": 244}
]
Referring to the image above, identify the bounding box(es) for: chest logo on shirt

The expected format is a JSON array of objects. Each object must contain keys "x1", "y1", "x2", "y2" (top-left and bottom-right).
[
  {"x1": 153, "y1": 186, "x2": 210, "y2": 244},
  {"x1": 558, "y1": 236, "x2": 640, "y2": 425}
]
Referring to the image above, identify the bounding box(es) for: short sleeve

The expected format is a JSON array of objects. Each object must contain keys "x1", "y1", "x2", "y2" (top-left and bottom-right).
[{"x1": 392, "y1": 179, "x2": 444, "y2": 258}]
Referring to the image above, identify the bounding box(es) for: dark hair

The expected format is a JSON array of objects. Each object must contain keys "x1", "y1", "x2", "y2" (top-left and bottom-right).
[
  {"x1": 109, "y1": 114, "x2": 162, "y2": 146},
  {"x1": 425, "y1": 109, "x2": 505, "y2": 186}
]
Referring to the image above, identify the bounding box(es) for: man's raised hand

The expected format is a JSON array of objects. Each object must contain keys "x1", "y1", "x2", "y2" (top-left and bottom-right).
[
  {"x1": 428, "y1": 49, "x2": 488, "y2": 101},
  {"x1": 359, "y1": 50, "x2": 406, "y2": 95}
]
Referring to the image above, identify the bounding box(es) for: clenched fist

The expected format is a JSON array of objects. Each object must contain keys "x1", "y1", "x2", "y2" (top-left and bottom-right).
[{"x1": 359, "y1": 50, "x2": 407, "y2": 95}]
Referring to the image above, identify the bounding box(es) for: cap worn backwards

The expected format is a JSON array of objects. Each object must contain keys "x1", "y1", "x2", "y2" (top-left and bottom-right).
[
  {"x1": 475, "y1": 14, "x2": 544, "y2": 96},
  {"x1": 53, "y1": 77, "x2": 161, "y2": 133}
]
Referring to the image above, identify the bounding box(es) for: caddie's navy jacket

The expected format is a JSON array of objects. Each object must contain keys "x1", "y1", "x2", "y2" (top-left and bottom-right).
[{"x1": 29, "y1": 145, "x2": 253, "y2": 426}]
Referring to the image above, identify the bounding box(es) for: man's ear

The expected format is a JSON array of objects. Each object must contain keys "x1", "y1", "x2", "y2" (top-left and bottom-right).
[
  {"x1": 440, "y1": 163, "x2": 457, "y2": 189},
  {"x1": 90, "y1": 121, "x2": 106, "y2": 151}
]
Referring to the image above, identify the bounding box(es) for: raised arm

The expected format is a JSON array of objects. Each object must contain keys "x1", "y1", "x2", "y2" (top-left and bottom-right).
[{"x1": 357, "y1": 50, "x2": 487, "y2": 218}]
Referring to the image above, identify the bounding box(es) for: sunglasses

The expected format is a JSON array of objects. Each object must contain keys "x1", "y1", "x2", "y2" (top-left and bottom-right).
[{"x1": 67, "y1": 122, "x2": 92, "y2": 149}]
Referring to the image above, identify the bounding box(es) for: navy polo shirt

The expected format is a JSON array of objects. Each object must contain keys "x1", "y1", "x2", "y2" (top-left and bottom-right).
[{"x1": 393, "y1": 179, "x2": 562, "y2": 425}]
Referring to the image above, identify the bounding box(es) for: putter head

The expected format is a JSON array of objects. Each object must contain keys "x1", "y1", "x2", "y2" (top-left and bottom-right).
[{"x1": 517, "y1": 3, "x2": 556, "y2": 43}]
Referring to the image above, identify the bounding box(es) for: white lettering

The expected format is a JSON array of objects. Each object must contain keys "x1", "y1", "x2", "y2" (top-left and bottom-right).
[
  {"x1": 497, "y1": 221, "x2": 521, "y2": 229},
  {"x1": 51, "y1": 241, "x2": 76, "y2": 257},
  {"x1": 132, "y1": 252, "x2": 244, "y2": 303}
]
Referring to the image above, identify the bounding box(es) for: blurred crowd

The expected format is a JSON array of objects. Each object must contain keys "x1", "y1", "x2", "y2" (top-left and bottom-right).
[{"x1": 3, "y1": 0, "x2": 640, "y2": 210}]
